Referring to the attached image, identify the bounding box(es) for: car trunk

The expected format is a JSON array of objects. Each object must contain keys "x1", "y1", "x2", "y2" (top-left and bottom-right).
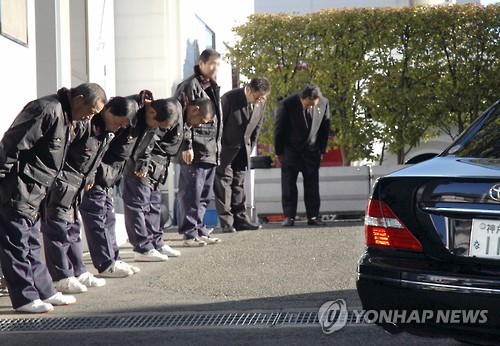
[
  {"x1": 380, "y1": 157, "x2": 500, "y2": 267},
  {"x1": 417, "y1": 178, "x2": 500, "y2": 259}
]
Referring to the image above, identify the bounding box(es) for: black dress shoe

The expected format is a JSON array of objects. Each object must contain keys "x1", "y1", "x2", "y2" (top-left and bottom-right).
[
  {"x1": 222, "y1": 225, "x2": 237, "y2": 233},
  {"x1": 282, "y1": 217, "x2": 295, "y2": 227},
  {"x1": 307, "y1": 218, "x2": 326, "y2": 226},
  {"x1": 236, "y1": 222, "x2": 262, "y2": 231}
]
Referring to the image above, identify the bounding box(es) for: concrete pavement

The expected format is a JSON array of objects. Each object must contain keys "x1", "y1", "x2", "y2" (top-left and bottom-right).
[{"x1": 0, "y1": 222, "x2": 459, "y2": 345}]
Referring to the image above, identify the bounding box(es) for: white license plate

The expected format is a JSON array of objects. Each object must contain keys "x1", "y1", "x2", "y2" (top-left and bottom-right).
[{"x1": 469, "y1": 219, "x2": 500, "y2": 259}]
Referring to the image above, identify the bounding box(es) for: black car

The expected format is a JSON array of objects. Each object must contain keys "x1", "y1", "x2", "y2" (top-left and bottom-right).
[{"x1": 357, "y1": 101, "x2": 500, "y2": 345}]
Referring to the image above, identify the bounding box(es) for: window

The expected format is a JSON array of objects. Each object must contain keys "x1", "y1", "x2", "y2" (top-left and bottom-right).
[
  {"x1": 445, "y1": 105, "x2": 500, "y2": 159},
  {"x1": 195, "y1": 15, "x2": 215, "y2": 50},
  {"x1": 0, "y1": 0, "x2": 28, "y2": 46}
]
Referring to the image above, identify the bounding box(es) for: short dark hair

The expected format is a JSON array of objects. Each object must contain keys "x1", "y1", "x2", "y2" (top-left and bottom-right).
[
  {"x1": 300, "y1": 85, "x2": 322, "y2": 100},
  {"x1": 248, "y1": 77, "x2": 271, "y2": 94},
  {"x1": 106, "y1": 97, "x2": 138, "y2": 123},
  {"x1": 151, "y1": 98, "x2": 182, "y2": 124},
  {"x1": 71, "y1": 83, "x2": 107, "y2": 105},
  {"x1": 199, "y1": 49, "x2": 221, "y2": 63},
  {"x1": 188, "y1": 98, "x2": 215, "y2": 120}
]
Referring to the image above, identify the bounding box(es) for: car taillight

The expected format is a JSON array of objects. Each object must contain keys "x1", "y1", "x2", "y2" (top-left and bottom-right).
[{"x1": 365, "y1": 199, "x2": 422, "y2": 252}]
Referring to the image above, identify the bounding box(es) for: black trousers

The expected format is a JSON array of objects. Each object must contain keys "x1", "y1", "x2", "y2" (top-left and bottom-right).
[
  {"x1": 79, "y1": 187, "x2": 120, "y2": 273},
  {"x1": 0, "y1": 206, "x2": 57, "y2": 309},
  {"x1": 281, "y1": 149, "x2": 321, "y2": 220},
  {"x1": 41, "y1": 216, "x2": 87, "y2": 281},
  {"x1": 122, "y1": 176, "x2": 164, "y2": 254},
  {"x1": 177, "y1": 163, "x2": 216, "y2": 239},
  {"x1": 214, "y1": 149, "x2": 249, "y2": 227}
]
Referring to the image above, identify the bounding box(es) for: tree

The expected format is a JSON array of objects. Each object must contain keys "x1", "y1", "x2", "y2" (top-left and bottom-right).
[
  {"x1": 308, "y1": 9, "x2": 379, "y2": 165},
  {"x1": 228, "y1": 14, "x2": 315, "y2": 153},
  {"x1": 428, "y1": 4, "x2": 500, "y2": 138},
  {"x1": 366, "y1": 7, "x2": 442, "y2": 164},
  {"x1": 228, "y1": 4, "x2": 500, "y2": 165}
]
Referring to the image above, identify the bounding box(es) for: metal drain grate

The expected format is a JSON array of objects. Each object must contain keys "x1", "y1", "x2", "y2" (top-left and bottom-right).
[{"x1": 0, "y1": 311, "x2": 364, "y2": 332}]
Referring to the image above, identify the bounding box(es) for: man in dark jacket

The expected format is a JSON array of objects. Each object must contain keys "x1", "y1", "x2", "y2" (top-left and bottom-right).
[
  {"x1": 274, "y1": 85, "x2": 330, "y2": 227},
  {"x1": 175, "y1": 49, "x2": 223, "y2": 247},
  {"x1": 79, "y1": 92, "x2": 177, "y2": 278},
  {"x1": 122, "y1": 98, "x2": 182, "y2": 262},
  {"x1": 41, "y1": 97, "x2": 136, "y2": 294},
  {"x1": 0, "y1": 83, "x2": 107, "y2": 313},
  {"x1": 123, "y1": 98, "x2": 215, "y2": 261},
  {"x1": 214, "y1": 77, "x2": 271, "y2": 233}
]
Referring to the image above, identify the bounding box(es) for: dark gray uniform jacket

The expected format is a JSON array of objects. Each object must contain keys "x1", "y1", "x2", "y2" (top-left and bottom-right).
[
  {"x1": 44, "y1": 114, "x2": 115, "y2": 223},
  {"x1": 93, "y1": 91, "x2": 153, "y2": 191},
  {"x1": 0, "y1": 88, "x2": 75, "y2": 221},
  {"x1": 123, "y1": 116, "x2": 184, "y2": 189},
  {"x1": 174, "y1": 65, "x2": 222, "y2": 166}
]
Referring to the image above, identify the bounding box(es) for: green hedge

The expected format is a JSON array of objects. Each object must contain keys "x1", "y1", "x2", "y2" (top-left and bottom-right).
[{"x1": 228, "y1": 4, "x2": 499, "y2": 165}]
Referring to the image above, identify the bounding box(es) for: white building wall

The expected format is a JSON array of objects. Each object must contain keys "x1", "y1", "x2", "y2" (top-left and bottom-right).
[
  {"x1": 0, "y1": 0, "x2": 37, "y2": 136},
  {"x1": 177, "y1": 2, "x2": 226, "y2": 93},
  {"x1": 177, "y1": 0, "x2": 251, "y2": 94},
  {"x1": 35, "y1": 0, "x2": 115, "y2": 98},
  {"x1": 1, "y1": 0, "x2": 116, "y2": 138},
  {"x1": 113, "y1": 0, "x2": 254, "y2": 240},
  {"x1": 114, "y1": 0, "x2": 179, "y2": 98},
  {"x1": 87, "y1": 0, "x2": 117, "y2": 96},
  {"x1": 35, "y1": 0, "x2": 72, "y2": 98},
  {"x1": 70, "y1": 0, "x2": 88, "y2": 86},
  {"x1": 114, "y1": 0, "x2": 253, "y2": 98}
]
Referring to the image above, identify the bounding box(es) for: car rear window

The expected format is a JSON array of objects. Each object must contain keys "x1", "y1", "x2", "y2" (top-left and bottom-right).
[{"x1": 445, "y1": 106, "x2": 500, "y2": 159}]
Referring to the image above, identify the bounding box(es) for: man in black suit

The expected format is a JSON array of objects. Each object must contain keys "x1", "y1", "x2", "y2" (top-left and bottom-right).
[
  {"x1": 274, "y1": 85, "x2": 330, "y2": 227},
  {"x1": 215, "y1": 77, "x2": 271, "y2": 233}
]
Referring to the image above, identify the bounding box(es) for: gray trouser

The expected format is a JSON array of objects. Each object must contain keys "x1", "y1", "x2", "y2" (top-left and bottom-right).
[
  {"x1": 80, "y1": 187, "x2": 119, "y2": 273},
  {"x1": 177, "y1": 163, "x2": 216, "y2": 239},
  {"x1": 41, "y1": 216, "x2": 87, "y2": 281},
  {"x1": 214, "y1": 165, "x2": 248, "y2": 227},
  {"x1": 122, "y1": 176, "x2": 164, "y2": 253},
  {"x1": 0, "y1": 206, "x2": 57, "y2": 308}
]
